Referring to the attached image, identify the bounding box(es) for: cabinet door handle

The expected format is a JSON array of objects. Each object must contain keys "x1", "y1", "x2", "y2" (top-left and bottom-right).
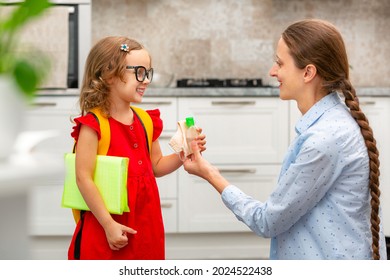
[
  {"x1": 141, "y1": 101, "x2": 173, "y2": 106},
  {"x1": 218, "y1": 168, "x2": 256, "y2": 174},
  {"x1": 161, "y1": 202, "x2": 173, "y2": 208},
  {"x1": 211, "y1": 100, "x2": 256, "y2": 106}
]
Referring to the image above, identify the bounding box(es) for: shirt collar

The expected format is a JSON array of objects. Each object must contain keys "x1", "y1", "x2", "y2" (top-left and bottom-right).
[{"x1": 295, "y1": 92, "x2": 342, "y2": 135}]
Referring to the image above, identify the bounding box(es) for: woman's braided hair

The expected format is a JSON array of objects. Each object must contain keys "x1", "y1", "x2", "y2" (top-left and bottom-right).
[{"x1": 282, "y1": 19, "x2": 381, "y2": 259}]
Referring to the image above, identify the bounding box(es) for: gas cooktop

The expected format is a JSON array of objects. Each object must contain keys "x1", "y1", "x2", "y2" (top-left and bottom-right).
[{"x1": 176, "y1": 78, "x2": 266, "y2": 88}]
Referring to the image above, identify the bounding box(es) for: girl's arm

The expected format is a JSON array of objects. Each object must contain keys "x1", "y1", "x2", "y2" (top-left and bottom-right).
[
  {"x1": 150, "y1": 139, "x2": 183, "y2": 177},
  {"x1": 151, "y1": 132, "x2": 207, "y2": 177},
  {"x1": 75, "y1": 125, "x2": 136, "y2": 250}
]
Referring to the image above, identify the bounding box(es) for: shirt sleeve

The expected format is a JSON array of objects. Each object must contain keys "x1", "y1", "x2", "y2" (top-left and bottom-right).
[
  {"x1": 147, "y1": 109, "x2": 163, "y2": 141},
  {"x1": 70, "y1": 113, "x2": 101, "y2": 142},
  {"x1": 221, "y1": 145, "x2": 338, "y2": 238}
]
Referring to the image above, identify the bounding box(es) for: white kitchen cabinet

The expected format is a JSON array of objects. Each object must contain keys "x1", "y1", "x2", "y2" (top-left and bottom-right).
[
  {"x1": 24, "y1": 96, "x2": 79, "y2": 235},
  {"x1": 177, "y1": 97, "x2": 289, "y2": 232},
  {"x1": 289, "y1": 96, "x2": 390, "y2": 237},
  {"x1": 359, "y1": 97, "x2": 390, "y2": 236},
  {"x1": 177, "y1": 97, "x2": 290, "y2": 164}
]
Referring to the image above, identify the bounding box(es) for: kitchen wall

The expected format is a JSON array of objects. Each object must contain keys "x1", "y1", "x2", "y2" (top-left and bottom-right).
[{"x1": 91, "y1": 0, "x2": 390, "y2": 87}]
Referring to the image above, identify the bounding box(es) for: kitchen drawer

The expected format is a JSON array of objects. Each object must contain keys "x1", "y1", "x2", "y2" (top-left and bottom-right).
[
  {"x1": 178, "y1": 164, "x2": 280, "y2": 233},
  {"x1": 26, "y1": 95, "x2": 79, "y2": 113},
  {"x1": 29, "y1": 183, "x2": 75, "y2": 236},
  {"x1": 178, "y1": 97, "x2": 289, "y2": 164},
  {"x1": 22, "y1": 96, "x2": 79, "y2": 156}
]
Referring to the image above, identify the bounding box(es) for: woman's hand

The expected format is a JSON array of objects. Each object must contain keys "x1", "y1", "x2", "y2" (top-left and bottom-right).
[
  {"x1": 183, "y1": 140, "x2": 230, "y2": 194},
  {"x1": 103, "y1": 220, "x2": 137, "y2": 250},
  {"x1": 195, "y1": 127, "x2": 207, "y2": 153}
]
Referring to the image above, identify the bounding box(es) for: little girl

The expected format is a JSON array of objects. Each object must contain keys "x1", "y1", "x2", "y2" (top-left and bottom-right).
[{"x1": 67, "y1": 36, "x2": 205, "y2": 260}]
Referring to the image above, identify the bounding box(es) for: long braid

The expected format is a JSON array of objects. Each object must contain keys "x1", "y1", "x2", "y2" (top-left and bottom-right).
[{"x1": 340, "y1": 79, "x2": 381, "y2": 260}]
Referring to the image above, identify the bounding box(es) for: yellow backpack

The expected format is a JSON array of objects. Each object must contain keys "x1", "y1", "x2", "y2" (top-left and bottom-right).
[{"x1": 72, "y1": 106, "x2": 153, "y2": 223}]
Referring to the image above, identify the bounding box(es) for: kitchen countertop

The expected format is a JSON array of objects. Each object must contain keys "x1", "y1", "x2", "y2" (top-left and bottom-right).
[
  {"x1": 38, "y1": 87, "x2": 390, "y2": 97},
  {"x1": 145, "y1": 87, "x2": 390, "y2": 97}
]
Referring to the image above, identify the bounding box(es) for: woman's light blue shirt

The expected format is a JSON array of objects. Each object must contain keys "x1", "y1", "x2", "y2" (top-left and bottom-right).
[{"x1": 221, "y1": 92, "x2": 387, "y2": 259}]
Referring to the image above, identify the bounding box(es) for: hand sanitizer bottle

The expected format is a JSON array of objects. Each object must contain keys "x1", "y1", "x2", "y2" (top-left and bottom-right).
[{"x1": 185, "y1": 116, "x2": 199, "y2": 155}]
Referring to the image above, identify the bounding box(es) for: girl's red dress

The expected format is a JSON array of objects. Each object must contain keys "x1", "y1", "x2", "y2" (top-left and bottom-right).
[{"x1": 67, "y1": 109, "x2": 165, "y2": 260}]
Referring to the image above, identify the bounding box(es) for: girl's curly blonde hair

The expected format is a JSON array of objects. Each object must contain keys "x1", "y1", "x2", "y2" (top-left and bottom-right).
[{"x1": 78, "y1": 36, "x2": 145, "y2": 117}]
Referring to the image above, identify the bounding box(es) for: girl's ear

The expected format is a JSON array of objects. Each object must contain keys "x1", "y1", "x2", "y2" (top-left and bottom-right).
[
  {"x1": 105, "y1": 76, "x2": 114, "y2": 85},
  {"x1": 303, "y1": 64, "x2": 317, "y2": 83}
]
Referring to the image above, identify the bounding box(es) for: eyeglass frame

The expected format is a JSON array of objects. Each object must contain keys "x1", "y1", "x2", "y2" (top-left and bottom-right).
[{"x1": 125, "y1": 65, "x2": 154, "y2": 83}]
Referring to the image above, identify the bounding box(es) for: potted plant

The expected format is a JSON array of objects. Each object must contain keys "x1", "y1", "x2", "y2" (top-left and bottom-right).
[{"x1": 0, "y1": 0, "x2": 51, "y2": 160}]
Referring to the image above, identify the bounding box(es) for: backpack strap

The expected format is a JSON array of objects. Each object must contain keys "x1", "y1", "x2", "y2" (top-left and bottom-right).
[
  {"x1": 89, "y1": 108, "x2": 110, "y2": 155},
  {"x1": 131, "y1": 105, "x2": 153, "y2": 156}
]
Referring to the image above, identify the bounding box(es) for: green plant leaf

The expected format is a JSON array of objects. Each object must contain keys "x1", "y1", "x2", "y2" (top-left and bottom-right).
[
  {"x1": 2, "y1": 0, "x2": 52, "y2": 31},
  {"x1": 13, "y1": 60, "x2": 39, "y2": 99}
]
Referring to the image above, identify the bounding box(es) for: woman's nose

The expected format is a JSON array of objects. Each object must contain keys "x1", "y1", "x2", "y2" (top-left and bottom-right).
[{"x1": 269, "y1": 64, "x2": 277, "y2": 77}]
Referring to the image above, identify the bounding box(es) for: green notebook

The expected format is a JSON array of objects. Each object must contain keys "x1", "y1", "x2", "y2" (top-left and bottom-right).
[{"x1": 62, "y1": 153, "x2": 130, "y2": 214}]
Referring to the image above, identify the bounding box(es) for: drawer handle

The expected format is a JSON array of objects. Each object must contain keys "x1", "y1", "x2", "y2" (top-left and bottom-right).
[
  {"x1": 141, "y1": 101, "x2": 173, "y2": 106},
  {"x1": 161, "y1": 202, "x2": 173, "y2": 208},
  {"x1": 219, "y1": 168, "x2": 256, "y2": 174},
  {"x1": 159, "y1": 134, "x2": 174, "y2": 139},
  {"x1": 211, "y1": 101, "x2": 256, "y2": 106},
  {"x1": 32, "y1": 102, "x2": 57, "y2": 107},
  {"x1": 360, "y1": 101, "x2": 376, "y2": 106}
]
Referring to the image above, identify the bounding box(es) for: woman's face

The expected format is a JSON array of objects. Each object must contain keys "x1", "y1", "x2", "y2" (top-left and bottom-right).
[
  {"x1": 110, "y1": 48, "x2": 152, "y2": 104},
  {"x1": 269, "y1": 37, "x2": 306, "y2": 101}
]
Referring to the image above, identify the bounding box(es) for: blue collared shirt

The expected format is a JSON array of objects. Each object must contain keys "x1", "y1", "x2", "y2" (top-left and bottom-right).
[{"x1": 221, "y1": 92, "x2": 387, "y2": 259}]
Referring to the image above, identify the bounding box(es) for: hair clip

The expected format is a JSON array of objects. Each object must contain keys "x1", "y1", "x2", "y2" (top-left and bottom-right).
[{"x1": 120, "y1": 43, "x2": 129, "y2": 52}]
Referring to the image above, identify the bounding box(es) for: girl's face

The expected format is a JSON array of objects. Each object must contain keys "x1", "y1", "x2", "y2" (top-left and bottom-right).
[
  {"x1": 269, "y1": 37, "x2": 306, "y2": 101},
  {"x1": 110, "y1": 48, "x2": 152, "y2": 104}
]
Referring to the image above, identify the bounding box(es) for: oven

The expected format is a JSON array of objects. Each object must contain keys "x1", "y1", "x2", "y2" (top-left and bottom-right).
[
  {"x1": 43, "y1": 0, "x2": 91, "y2": 94},
  {"x1": 3, "y1": 0, "x2": 91, "y2": 94}
]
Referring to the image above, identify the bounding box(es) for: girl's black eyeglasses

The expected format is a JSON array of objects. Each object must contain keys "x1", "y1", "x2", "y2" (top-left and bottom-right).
[{"x1": 126, "y1": 66, "x2": 154, "y2": 83}]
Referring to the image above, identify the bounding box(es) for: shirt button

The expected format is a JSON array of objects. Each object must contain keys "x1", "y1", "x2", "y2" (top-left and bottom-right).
[
  {"x1": 133, "y1": 143, "x2": 138, "y2": 148},
  {"x1": 129, "y1": 126, "x2": 134, "y2": 130},
  {"x1": 138, "y1": 160, "x2": 143, "y2": 165}
]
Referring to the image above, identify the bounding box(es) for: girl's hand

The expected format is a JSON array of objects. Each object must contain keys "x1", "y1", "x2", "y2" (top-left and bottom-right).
[{"x1": 103, "y1": 220, "x2": 137, "y2": 250}]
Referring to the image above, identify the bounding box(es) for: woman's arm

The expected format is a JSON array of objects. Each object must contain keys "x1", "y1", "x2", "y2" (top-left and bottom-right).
[{"x1": 183, "y1": 140, "x2": 230, "y2": 193}]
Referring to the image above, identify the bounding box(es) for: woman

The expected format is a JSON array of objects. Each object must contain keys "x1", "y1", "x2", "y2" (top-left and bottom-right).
[{"x1": 183, "y1": 19, "x2": 387, "y2": 260}]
